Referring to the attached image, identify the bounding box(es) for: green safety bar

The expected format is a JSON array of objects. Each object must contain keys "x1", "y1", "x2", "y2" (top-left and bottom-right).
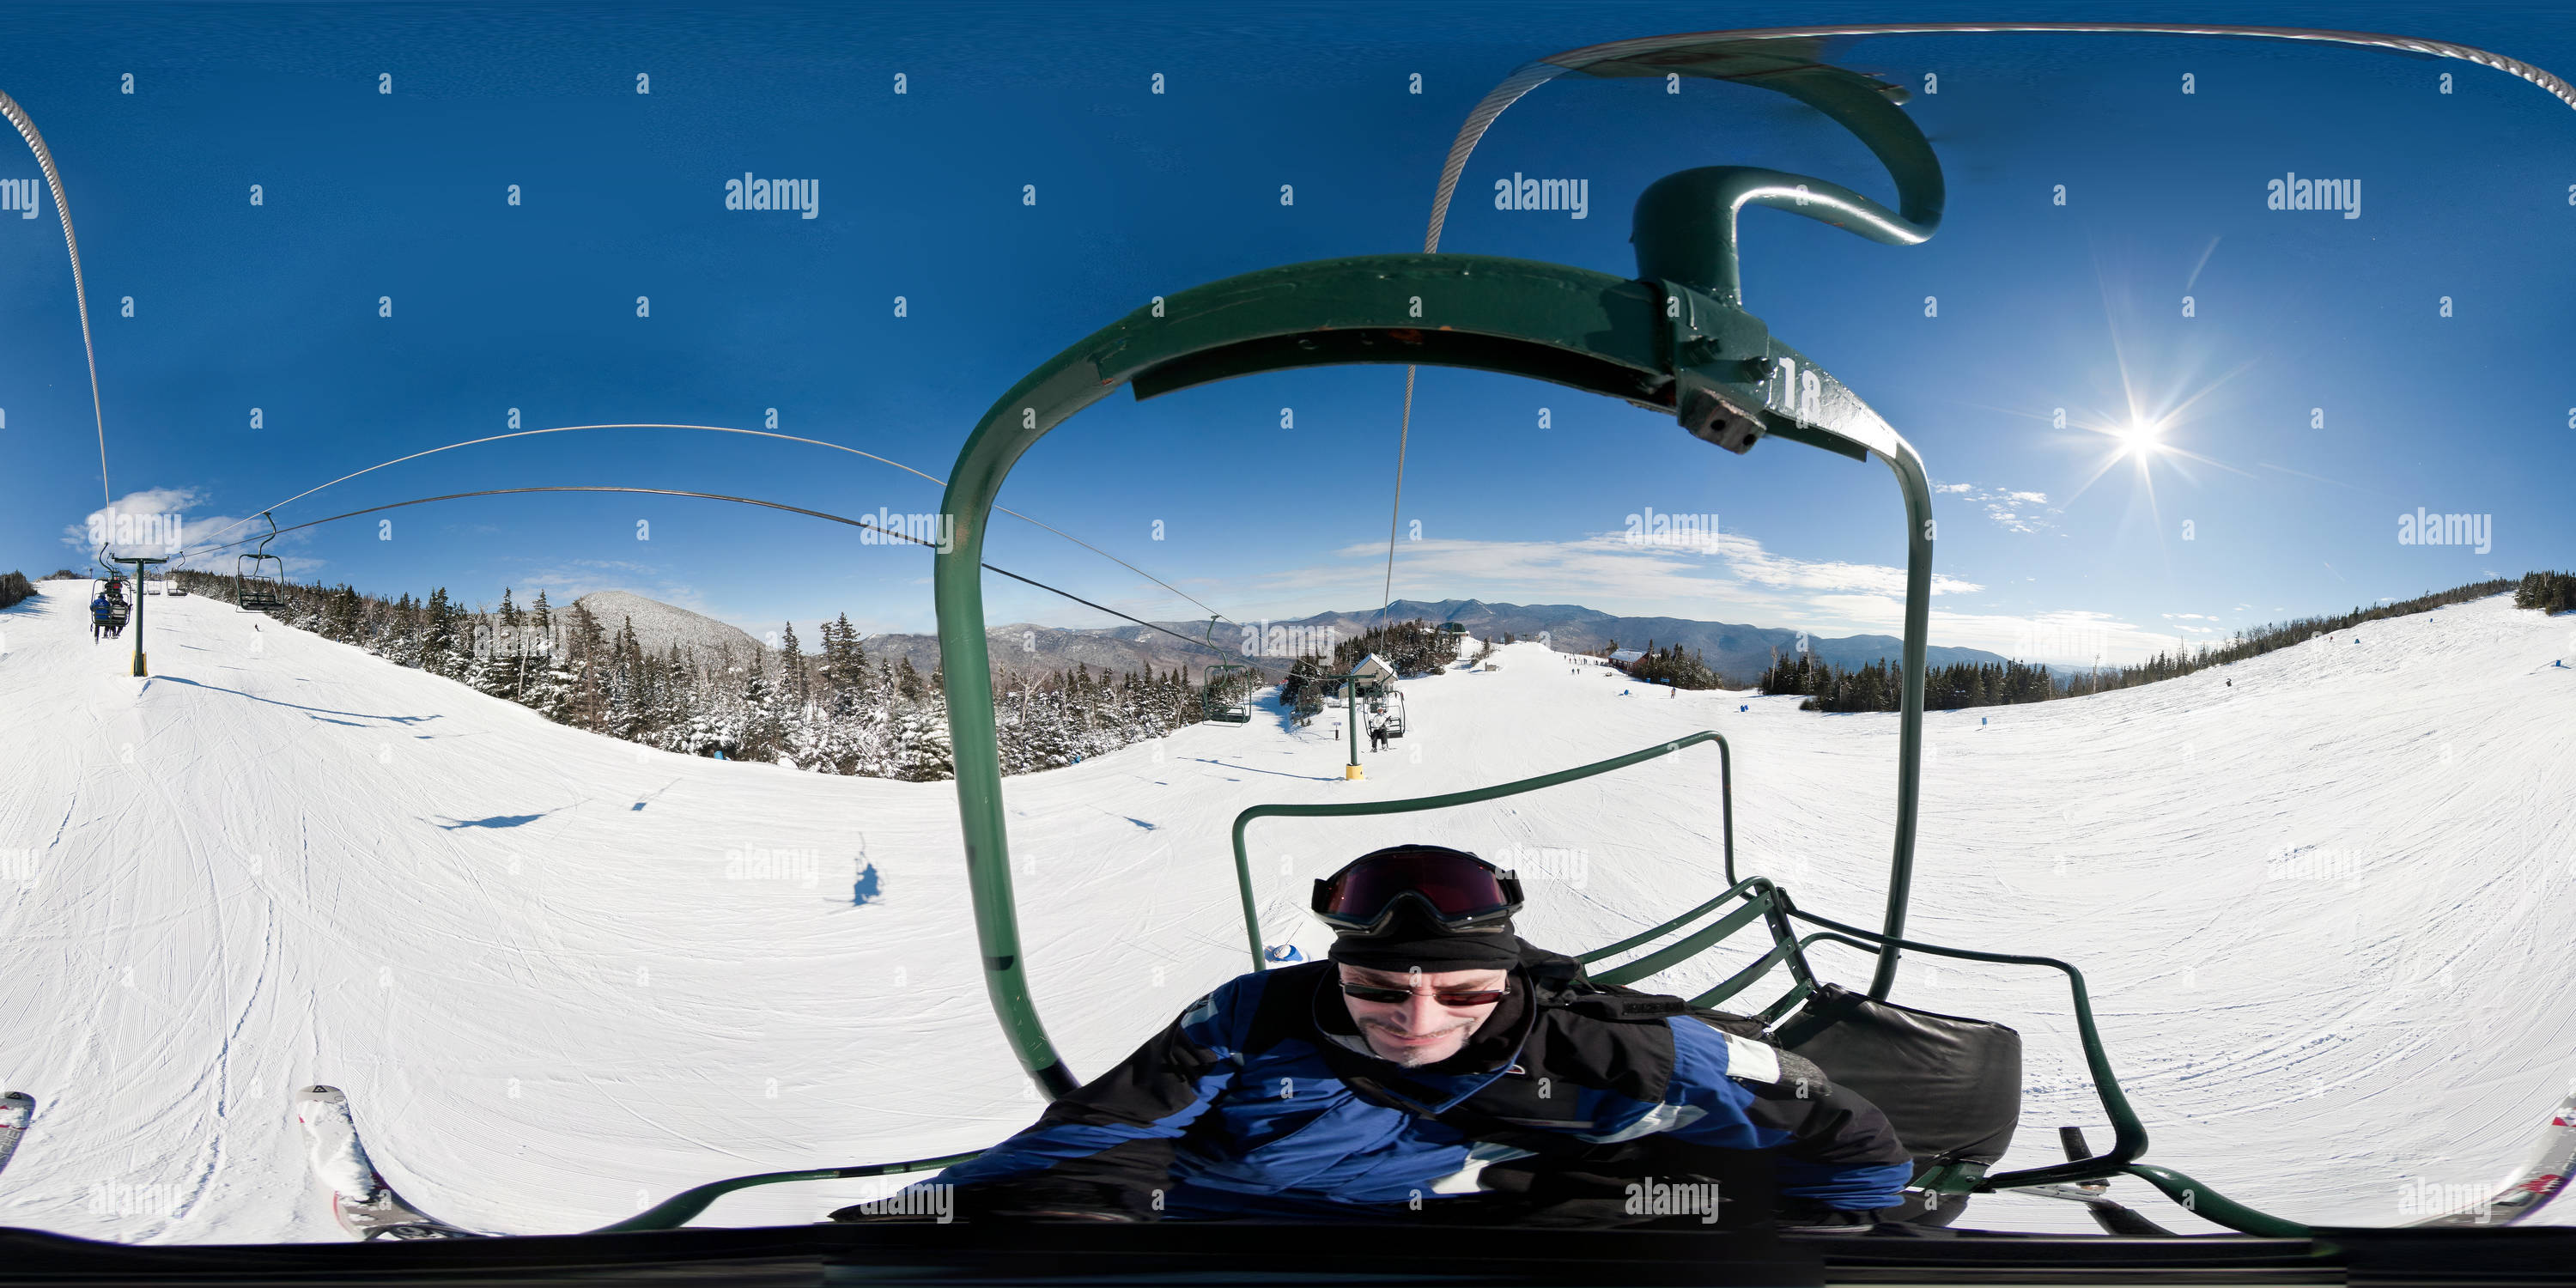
[
  {"x1": 1228, "y1": 732, "x2": 1737, "y2": 970},
  {"x1": 1225, "y1": 734, "x2": 2300, "y2": 1238},
  {"x1": 1778, "y1": 912, "x2": 2306, "y2": 1237},
  {"x1": 584, "y1": 1151, "x2": 987, "y2": 1234}
]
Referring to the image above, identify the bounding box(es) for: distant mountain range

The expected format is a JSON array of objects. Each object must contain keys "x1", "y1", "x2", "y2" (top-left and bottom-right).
[
  {"x1": 573, "y1": 589, "x2": 2011, "y2": 683},
  {"x1": 843, "y1": 598, "x2": 2008, "y2": 683}
]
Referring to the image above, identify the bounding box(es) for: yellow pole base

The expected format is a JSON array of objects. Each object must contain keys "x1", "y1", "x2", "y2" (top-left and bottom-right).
[
  {"x1": 132, "y1": 653, "x2": 148, "y2": 677},
  {"x1": 1344, "y1": 765, "x2": 1364, "y2": 781}
]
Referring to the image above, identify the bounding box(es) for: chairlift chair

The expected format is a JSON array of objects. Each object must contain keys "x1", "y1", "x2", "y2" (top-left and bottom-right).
[
  {"x1": 1200, "y1": 662, "x2": 1255, "y2": 725},
  {"x1": 908, "y1": 30, "x2": 2573, "y2": 1247},
  {"x1": 1376, "y1": 689, "x2": 1408, "y2": 738},
  {"x1": 236, "y1": 512, "x2": 289, "y2": 612},
  {"x1": 89, "y1": 575, "x2": 130, "y2": 630},
  {"x1": 1196, "y1": 617, "x2": 1256, "y2": 724}
]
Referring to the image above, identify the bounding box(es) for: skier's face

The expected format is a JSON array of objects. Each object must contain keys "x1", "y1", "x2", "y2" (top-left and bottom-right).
[{"x1": 1339, "y1": 965, "x2": 1508, "y2": 1067}]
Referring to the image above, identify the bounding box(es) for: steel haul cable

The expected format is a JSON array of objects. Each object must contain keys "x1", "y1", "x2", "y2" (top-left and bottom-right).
[
  {"x1": 1, "y1": 88, "x2": 111, "y2": 507},
  {"x1": 174, "y1": 422, "x2": 1237, "y2": 629},
  {"x1": 176, "y1": 485, "x2": 1269, "y2": 667}
]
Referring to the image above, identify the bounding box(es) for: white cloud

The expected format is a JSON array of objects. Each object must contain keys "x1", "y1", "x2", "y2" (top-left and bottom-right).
[
  {"x1": 1935, "y1": 481, "x2": 2064, "y2": 534},
  {"x1": 1225, "y1": 531, "x2": 1983, "y2": 640},
  {"x1": 64, "y1": 489, "x2": 291, "y2": 569}
]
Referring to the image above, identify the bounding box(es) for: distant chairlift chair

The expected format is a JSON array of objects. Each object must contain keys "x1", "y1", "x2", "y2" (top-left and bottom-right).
[
  {"x1": 1370, "y1": 688, "x2": 1408, "y2": 738},
  {"x1": 1201, "y1": 662, "x2": 1255, "y2": 725},
  {"x1": 92, "y1": 574, "x2": 131, "y2": 631},
  {"x1": 236, "y1": 512, "x2": 289, "y2": 613}
]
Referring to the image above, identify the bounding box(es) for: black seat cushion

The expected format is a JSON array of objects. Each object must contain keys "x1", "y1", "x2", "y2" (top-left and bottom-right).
[{"x1": 1773, "y1": 983, "x2": 2021, "y2": 1173}]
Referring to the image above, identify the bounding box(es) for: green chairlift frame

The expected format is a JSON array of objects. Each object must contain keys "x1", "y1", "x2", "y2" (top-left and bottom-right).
[
  {"x1": 91, "y1": 563, "x2": 130, "y2": 629},
  {"x1": 236, "y1": 512, "x2": 288, "y2": 613},
  {"x1": 1200, "y1": 665, "x2": 1255, "y2": 725},
  {"x1": 934, "y1": 47, "x2": 1937, "y2": 1100},
  {"x1": 1197, "y1": 618, "x2": 1256, "y2": 725},
  {"x1": 1372, "y1": 689, "x2": 1407, "y2": 738},
  {"x1": 924, "y1": 41, "x2": 2330, "y2": 1238}
]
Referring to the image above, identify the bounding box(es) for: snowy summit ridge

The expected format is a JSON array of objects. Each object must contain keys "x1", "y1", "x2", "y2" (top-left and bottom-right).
[{"x1": 574, "y1": 591, "x2": 764, "y2": 659}]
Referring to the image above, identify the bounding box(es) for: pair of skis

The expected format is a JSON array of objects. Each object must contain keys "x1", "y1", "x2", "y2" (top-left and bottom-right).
[
  {"x1": 0, "y1": 1091, "x2": 33, "y2": 1178},
  {"x1": 2012, "y1": 1093, "x2": 2576, "y2": 1236},
  {"x1": 7, "y1": 1082, "x2": 2560, "y2": 1242},
  {"x1": 0, "y1": 1089, "x2": 456, "y2": 1241},
  {"x1": 294, "y1": 1085, "x2": 486, "y2": 1240},
  {"x1": 293, "y1": 1084, "x2": 985, "y2": 1241}
]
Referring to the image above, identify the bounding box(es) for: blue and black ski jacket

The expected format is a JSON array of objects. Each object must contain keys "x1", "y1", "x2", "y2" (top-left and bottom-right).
[{"x1": 927, "y1": 941, "x2": 1914, "y2": 1221}]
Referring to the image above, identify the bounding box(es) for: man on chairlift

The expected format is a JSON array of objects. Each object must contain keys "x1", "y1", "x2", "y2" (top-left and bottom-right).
[{"x1": 839, "y1": 846, "x2": 1913, "y2": 1229}]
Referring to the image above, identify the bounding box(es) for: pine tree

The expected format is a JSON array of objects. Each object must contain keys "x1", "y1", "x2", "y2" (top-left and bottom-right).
[{"x1": 780, "y1": 622, "x2": 808, "y2": 714}]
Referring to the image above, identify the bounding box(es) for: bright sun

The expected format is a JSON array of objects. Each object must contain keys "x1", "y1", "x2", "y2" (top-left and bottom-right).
[{"x1": 2115, "y1": 417, "x2": 2166, "y2": 455}]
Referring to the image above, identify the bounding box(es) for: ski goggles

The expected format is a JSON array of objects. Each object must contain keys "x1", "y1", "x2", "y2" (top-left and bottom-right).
[
  {"x1": 1310, "y1": 845, "x2": 1523, "y2": 935},
  {"x1": 1338, "y1": 981, "x2": 1513, "y2": 1008}
]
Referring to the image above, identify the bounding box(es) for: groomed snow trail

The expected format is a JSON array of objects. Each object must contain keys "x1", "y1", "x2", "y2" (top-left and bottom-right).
[{"x1": 1, "y1": 583, "x2": 2570, "y2": 1240}]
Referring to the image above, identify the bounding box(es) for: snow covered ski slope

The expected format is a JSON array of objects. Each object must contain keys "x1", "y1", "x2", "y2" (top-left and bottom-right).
[{"x1": 2, "y1": 580, "x2": 2572, "y2": 1242}]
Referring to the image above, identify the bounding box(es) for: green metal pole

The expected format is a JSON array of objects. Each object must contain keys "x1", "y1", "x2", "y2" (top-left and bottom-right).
[
  {"x1": 129, "y1": 560, "x2": 145, "y2": 676},
  {"x1": 1346, "y1": 677, "x2": 1361, "y2": 779},
  {"x1": 118, "y1": 556, "x2": 165, "y2": 676},
  {"x1": 1864, "y1": 440, "x2": 1935, "y2": 1001}
]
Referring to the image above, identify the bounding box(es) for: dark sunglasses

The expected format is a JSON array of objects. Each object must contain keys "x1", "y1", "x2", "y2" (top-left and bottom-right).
[{"x1": 1338, "y1": 981, "x2": 1512, "y2": 1007}]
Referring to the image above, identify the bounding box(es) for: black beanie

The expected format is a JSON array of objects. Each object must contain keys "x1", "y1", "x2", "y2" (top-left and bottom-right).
[{"x1": 1326, "y1": 901, "x2": 1524, "y2": 972}]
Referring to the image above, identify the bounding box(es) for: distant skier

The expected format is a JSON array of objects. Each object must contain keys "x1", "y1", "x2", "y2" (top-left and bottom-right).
[
  {"x1": 90, "y1": 592, "x2": 117, "y2": 641},
  {"x1": 1368, "y1": 721, "x2": 1388, "y2": 753},
  {"x1": 840, "y1": 845, "x2": 1913, "y2": 1228}
]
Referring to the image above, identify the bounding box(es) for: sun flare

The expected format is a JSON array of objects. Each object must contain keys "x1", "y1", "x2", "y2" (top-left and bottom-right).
[{"x1": 2115, "y1": 417, "x2": 2166, "y2": 456}]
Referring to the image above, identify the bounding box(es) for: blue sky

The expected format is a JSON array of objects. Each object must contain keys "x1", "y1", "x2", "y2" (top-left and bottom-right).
[{"x1": 4, "y1": 2, "x2": 2572, "y2": 664}]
